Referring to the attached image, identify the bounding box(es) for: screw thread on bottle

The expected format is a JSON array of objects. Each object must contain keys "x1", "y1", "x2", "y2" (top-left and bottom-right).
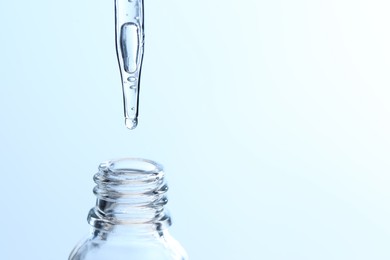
[{"x1": 87, "y1": 158, "x2": 172, "y2": 231}]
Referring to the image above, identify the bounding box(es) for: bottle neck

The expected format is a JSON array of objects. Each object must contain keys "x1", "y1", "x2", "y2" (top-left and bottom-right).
[{"x1": 87, "y1": 158, "x2": 172, "y2": 235}]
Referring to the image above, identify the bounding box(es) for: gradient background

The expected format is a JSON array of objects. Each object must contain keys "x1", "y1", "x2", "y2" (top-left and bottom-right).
[{"x1": 1, "y1": 0, "x2": 390, "y2": 259}]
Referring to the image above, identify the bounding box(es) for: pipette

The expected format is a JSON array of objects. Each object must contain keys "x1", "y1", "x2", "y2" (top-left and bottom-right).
[{"x1": 115, "y1": 0, "x2": 144, "y2": 129}]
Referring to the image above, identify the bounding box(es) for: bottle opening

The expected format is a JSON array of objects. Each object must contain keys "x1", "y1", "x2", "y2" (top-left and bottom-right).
[
  {"x1": 103, "y1": 158, "x2": 161, "y2": 173},
  {"x1": 98, "y1": 158, "x2": 164, "y2": 182}
]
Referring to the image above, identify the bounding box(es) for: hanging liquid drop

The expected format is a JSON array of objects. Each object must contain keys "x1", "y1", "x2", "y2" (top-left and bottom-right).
[
  {"x1": 115, "y1": 0, "x2": 144, "y2": 130},
  {"x1": 125, "y1": 117, "x2": 138, "y2": 130}
]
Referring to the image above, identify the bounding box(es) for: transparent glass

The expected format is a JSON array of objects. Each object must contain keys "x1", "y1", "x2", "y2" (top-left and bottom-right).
[
  {"x1": 115, "y1": 0, "x2": 145, "y2": 129},
  {"x1": 69, "y1": 158, "x2": 188, "y2": 260}
]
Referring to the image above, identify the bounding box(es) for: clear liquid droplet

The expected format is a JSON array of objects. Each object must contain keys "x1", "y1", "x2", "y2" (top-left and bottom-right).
[{"x1": 125, "y1": 117, "x2": 138, "y2": 130}]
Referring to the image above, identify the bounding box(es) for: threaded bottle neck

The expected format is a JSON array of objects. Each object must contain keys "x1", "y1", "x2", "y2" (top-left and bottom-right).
[{"x1": 88, "y1": 158, "x2": 171, "y2": 232}]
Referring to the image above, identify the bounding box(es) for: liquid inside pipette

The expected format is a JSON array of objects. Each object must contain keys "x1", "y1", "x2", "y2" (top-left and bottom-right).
[{"x1": 115, "y1": 0, "x2": 144, "y2": 130}]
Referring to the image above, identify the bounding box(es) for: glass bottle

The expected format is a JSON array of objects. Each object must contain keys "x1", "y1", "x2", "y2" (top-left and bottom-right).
[{"x1": 69, "y1": 158, "x2": 188, "y2": 260}]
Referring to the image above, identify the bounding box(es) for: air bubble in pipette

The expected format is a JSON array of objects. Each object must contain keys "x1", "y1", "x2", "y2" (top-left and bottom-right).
[{"x1": 120, "y1": 23, "x2": 139, "y2": 73}]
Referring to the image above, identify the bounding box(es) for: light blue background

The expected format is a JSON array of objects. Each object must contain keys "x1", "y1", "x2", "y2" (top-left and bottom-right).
[{"x1": 1, "y1": 0, "x2": 390, "y2": 259}]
